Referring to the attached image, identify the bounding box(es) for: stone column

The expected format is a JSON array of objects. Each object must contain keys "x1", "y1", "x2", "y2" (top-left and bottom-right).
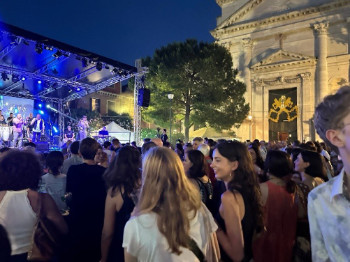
[
  {"x1": 242, "y1": 38, "x2": 253, "y2": 112},
  {"x1": 347, "y1": 18, "x2": 350, "y2": 54},
  {"x1": 313, "y1": 22, "x2": 329, "y2": 105}
]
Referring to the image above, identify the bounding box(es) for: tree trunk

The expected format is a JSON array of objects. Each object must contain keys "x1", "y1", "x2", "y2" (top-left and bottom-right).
[{"x1": 184, "y1": 102, "x2": 190, "y2": 142}]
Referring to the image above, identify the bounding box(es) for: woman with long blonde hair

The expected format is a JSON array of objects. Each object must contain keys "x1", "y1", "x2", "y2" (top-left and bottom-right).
[{"x1": 123, "y1": 147, "x2": 218, "y2": 262}]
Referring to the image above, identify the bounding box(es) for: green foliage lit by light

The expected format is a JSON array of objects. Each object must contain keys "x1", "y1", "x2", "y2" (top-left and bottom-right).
[{"x1": 142, "y1": 39, "x2": 249, "y2": 141}]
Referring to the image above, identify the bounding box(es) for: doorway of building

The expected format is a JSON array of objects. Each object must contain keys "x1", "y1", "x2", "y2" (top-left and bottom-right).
[{"x1": 268, "y1": 88, "x2": 298, "y2": 142}]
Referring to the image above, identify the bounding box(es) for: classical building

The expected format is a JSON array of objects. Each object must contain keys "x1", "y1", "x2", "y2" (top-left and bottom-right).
[{"x1": 212, "y1": 0, "x2": 350, "y2": 142}]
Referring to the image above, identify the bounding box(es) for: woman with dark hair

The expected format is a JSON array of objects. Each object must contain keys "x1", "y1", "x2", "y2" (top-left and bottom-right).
[
  {"x1": 294, "y1": 150, "x2": 326, "y2": 190},
  {"x1": 100, "y1": 146, "x2": 141, "y2": 262},
  {"x1": 0, "y1": 150, "x2": 67, "y2": 261},
  {"x1": 248, "y1": 144, "x2": 266, "y2": 182},
  {"x1": 211, "y1": 141, "x2": 263, "y2": 262},
  {"x1": 175, "y1": 142, "x2": 185, "y2": 161},
  {"x1": 183, "y1": 150, "x2": 213, "y2": 210},
  {"x1": 39, "y1": 150, "x2": 67, "y2": 213},
  {"x1": 253, "y1": 150, "x2": 298, "y2": 262}
]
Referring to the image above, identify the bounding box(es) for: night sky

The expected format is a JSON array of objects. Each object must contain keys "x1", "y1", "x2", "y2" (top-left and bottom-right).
[{"x1": 0, "y1": 0, "x2": 221, "y2": 66}]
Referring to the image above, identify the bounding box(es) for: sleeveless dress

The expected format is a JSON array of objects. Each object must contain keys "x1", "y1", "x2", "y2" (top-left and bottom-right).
[
  {"x1": 107, "y1": 191, "x2": 135, "y2": 262},
  {"x1": 253, "y1": 181, "x2": 298, "y2": 262},
  {"x1": 215, "y1": 187, "x2": 255, "y2": 262}
]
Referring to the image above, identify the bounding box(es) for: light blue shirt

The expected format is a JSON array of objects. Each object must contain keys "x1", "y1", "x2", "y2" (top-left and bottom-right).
[{"x1": 308, "y1": 168, "x2": 350, "y2": 262}]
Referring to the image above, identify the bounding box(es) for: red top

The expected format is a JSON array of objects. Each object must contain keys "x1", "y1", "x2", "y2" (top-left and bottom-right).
[{"x1": 253, "y1": 181, "x2": 298, "y2": 262}]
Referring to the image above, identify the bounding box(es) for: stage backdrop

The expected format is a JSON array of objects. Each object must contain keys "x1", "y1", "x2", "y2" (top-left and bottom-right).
[{"x1": 0, "y1": 95, "x2": 34, "y2": 120}]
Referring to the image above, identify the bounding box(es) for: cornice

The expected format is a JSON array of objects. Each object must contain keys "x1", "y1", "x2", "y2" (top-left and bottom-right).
[
  {"x1": 212, "y1": 0, "x2": 350, "y2": 39},
  {"x1": 216, "y1": 0, "x2": 236, "y2": 7},
  {"x1": 251, "y1": 59, "x2": 316, "y2": 73},
  {"x1": 253, "y1": 72, "x2": 312, "y2": 86},
  {"x1": 217, "y1": 0, "x2": 263, "y2": 28}
]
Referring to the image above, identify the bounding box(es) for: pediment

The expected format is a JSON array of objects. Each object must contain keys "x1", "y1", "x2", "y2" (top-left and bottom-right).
[
  {"x1": 217, "y1": 0, "x2": 333, "y2": 29},
  {"x1": 251, "y1": 50, "x2": 316, "y2": 71}
]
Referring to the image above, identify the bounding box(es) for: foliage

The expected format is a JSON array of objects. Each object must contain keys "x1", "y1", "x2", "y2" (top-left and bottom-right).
[
  {"x1": 141, "y1": 128, "x2": 159, "y2": 140},
  {"x1": 142, "y1": 39, "x2": 249, "y2": 141},
  {"x1": 103, "y1": 112, "x2": 133, "y2": 130}
]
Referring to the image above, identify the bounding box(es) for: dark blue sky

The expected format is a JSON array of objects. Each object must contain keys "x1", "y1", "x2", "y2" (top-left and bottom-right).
[{"x1": 0, "y1": 0, "x2": 221, "y2": 66}]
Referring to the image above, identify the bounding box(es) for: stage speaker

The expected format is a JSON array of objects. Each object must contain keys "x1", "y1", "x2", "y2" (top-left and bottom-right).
[
  {"x1": 137, "y1": 88, "x2": 150, "y2": 107},
  {"x1": 35, "y1": 141, "x2": 50, "y2": 153}
]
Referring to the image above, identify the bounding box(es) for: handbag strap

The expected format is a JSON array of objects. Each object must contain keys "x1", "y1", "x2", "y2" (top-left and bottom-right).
[{"x1": 188, "y1": 237, "x2": 205, "y2": 262}]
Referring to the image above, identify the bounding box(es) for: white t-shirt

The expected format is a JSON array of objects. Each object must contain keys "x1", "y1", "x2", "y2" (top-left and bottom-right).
[{"x1": 123, "y1": 204, "x2": 217, "y2": 262}]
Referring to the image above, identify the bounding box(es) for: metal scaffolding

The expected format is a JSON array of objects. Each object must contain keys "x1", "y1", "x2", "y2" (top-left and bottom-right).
[{"x1": 133, "y1": 59, "x2": 148, "y2": 146}]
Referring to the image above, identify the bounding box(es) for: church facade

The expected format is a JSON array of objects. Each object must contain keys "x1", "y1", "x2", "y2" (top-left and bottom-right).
[{"x1": 212, "y1": 0, "x2": 350, "y2": 142}]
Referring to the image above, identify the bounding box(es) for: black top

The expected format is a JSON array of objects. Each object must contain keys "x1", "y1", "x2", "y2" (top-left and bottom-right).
[
  {"x1": 7, "y1": 117, "x2": 13, "y2": 126},
  {"x1": 0, "y1": 119, "x2": 6, "y2": 125},
  {"x1": 65, "y1": 130, "x2": 74, "y2": 138},
  {"x1": 66, "y1": 163, "x2": 106, "y2": 261},
  {"x1": 195, "y1": 178, "x2": 214, "y2": 212},
  {"x1": 215, "y1": 187, "x2": 255, "y2": 262},
  {"x1": 161, "y1": 133, "x2": 168, "y2": 143},
  {"x1": 107, "y1": 190, "x2": 135, "y2": 262}
]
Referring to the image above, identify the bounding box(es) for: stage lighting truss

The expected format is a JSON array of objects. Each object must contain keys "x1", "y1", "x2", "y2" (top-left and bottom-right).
[{"x1": 0, "y1": 28, "x2": 136, "y2": 105}]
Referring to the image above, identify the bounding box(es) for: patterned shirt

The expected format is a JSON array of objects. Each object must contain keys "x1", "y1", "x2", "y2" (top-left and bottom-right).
[{"x1": 308, "y1": 168, "x2": 350, "y2": 262}]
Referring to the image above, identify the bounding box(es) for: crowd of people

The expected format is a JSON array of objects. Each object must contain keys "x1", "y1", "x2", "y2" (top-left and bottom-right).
[{"x1": 1, "y1": 86, "x2": 350, "y2": 262}]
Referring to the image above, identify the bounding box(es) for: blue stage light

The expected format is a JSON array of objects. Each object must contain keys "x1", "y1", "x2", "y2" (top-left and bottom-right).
[
  {"x1": 53, "y1": 126, "x2": 58, "y2": 133},
  {"x1": 21, "y1": 77, "x2": 26, "y2": 81},
  {"x1": 38, "y1": 104, "x2": 42, "y2": 108},
  {"x1": 39, "y1": 110, "x2": 44, "y2": 115},
  {"x1": 46, "y1": 104, "x2": 50, "y2": 108},
  {"x1": 76, "y1": 87, "x2": 81, "y2": 91},
  {"x1": 38, "y1": 80, "x2": 42, "y2": 84}
]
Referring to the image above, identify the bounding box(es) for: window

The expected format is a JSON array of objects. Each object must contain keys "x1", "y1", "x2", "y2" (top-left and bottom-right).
[
  {"x1": 107, "y1": 100, "x2": 116, "y2": 115},
  {"x1": 91, "y1": 98, "x2": 100, "y2": 113}
]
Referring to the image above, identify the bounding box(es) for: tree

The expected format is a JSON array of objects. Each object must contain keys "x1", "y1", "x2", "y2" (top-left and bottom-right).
[{"x1": 142, "y1": 39, "x2": 249, "y2": 141}]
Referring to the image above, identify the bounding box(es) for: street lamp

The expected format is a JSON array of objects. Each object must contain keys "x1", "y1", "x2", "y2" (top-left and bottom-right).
[
  {"x1": 168, "y1": 94, "x2": 174, "y2": 143},
  {"x1": 247, "y1": 115, "x2": 253, "y2": 141}
]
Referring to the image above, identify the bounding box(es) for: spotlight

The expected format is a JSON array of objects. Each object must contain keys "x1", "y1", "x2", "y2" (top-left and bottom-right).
[
  {"x1": 9, "y1": 35, "x2": 18, "y2": 45},
  {"x1": 35, "y1": 43, "x2": 43, "y2": 54},
  {"x1": 46, "y1": 104, "x2": 50, "y2": 109},
  {"x1": 1, "y1": 72, "x2": 9, "y2": 81},
  {"x1": 21, "y1": 76, "x2": 26, "y2": 81},
  {"x1": 53, "y1": 50, "x2": 62, "y2": 58},
  {"x1": 39, "y1": 110, "x2": 44, "y2": 115},
  {"x1": 81, "y1": 58, "x2": 88, "y2": 68},
  {"x1": 37, "y1": 80, "x2": 42, "y2": 84},
  {"x1": 76, "y1": 87, "x2": 81, "y2": 92},
  {"x1": 12, "y1": 74, "x2": 20, "y2": 83},
  {"x1": 44, "y1": 45, "x2": 53, "y2": 51},
  {"x1": 53, "y1": 126, "x2": 58, "y2": 133},
  {"x1": 96, "y1": 62, "x2": 103, "y2": 71},
  {"x1": 38, "y1": 104, "x2": 42, "y2": 108}
]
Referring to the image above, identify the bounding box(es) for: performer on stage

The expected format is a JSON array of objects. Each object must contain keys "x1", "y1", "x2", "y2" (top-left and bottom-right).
[
  {"x1": 64, "y1": 125, "x2": 75, "y2": 143},
  {"x1": 0, "y1": 115, "x2": 7, "y2": 146},
  {"x1": 78, "y1": 115, "x2": 89, "y2": 140},
  {"x1": 98, "y1": 126, "x2": 109, "y2": 137},
  {"x1": 7, "y1": 113, "x2": 14, "y2": 127},
  {"x1": 12, "y1": 114, "x2": 24, "y2": 148},
  {"x1": 0, "y1": 115, "x2": 6, "y2": 125},
  {"x1": 31, "y1": 114, "x2": 45, "y2": 143},
  {"x1": 26, "y1": 112, "x2": 34, "y2": 139}
]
